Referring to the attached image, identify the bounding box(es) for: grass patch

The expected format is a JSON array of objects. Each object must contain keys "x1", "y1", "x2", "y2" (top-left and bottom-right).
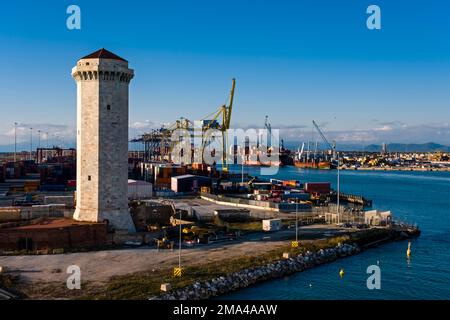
[
  {"x1": 227, "y1": 221, "x2": 263, "y2": 232},
  {"x1": 17, "y1": 228, "x2": 393, "y2": 300},
  {"x1": 80, "y1": 235, "x2": 354, "y2": 300},
  {"x1": 0, "y1": 274, "x2": 19, "y2": 289}
]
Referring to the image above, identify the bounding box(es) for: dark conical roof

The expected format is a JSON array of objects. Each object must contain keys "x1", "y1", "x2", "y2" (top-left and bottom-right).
[{"x1": 80, "y1": 48, "x2": 127, "y2": 62}]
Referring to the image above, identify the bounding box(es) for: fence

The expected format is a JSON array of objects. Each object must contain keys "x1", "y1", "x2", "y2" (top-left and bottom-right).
[{"x1": 200, "y1": 193, "x2": 312, "y2": 213}]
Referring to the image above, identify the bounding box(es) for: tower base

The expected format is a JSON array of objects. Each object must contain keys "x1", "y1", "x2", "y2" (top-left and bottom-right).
[{"x1": 74, "y1": 208, "x2": 136, "y2": 233}]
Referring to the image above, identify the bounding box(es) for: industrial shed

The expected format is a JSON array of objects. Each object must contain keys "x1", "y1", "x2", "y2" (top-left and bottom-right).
[
  {"x1": 128, "y1": 179, "x2": 153, "y2": 200},
  {"x1": 171, "y1": 175, "x2": 211, "y2": 193}
]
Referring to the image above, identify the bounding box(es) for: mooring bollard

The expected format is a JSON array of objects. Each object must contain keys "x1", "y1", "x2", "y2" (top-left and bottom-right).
[{"x1": 160, "y1": 283, "x2": 172, "y2": 292}]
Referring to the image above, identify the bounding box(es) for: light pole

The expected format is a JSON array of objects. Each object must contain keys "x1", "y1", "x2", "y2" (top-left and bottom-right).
[
  {"x1": 14, "y1": 122, "x2": 18, "y2": 163},
  {"x1": 241, "y1": 143, "x2": 245, "y2": 185},
  {"x1": 337, "y1": 152, "x2": 340, "y2": 224},
  {"x1": 295, "y1": 201, "x2": 299, "y2": 243},
  {"x1": 30, "y1": 127, "x2": 33, "y2": 161},
  {"x1": 37, "y1": 130, "x2": 41, "y2": 148},
  {"x1": 45, "y1": 132, "x2": 49, "y2": 161},
  {"x1": 178, "y1": 205, "x2": 182, "y2": 271}
]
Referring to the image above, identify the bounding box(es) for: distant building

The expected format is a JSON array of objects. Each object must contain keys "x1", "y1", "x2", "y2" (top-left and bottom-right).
[
  {"x1": 382, "y1": 142, "x2": 388, "y2": 154},
  {"x1": 364, "y1": 210, "x2": 392, "y2": 226},
  {"x1": 72, "y1": 49, "x2": 136, "y2": 232}
]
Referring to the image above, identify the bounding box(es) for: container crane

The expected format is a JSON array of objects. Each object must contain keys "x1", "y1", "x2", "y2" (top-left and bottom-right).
[
  {"x1": 138, "y1": 79, "x2": 235, "y2": 167},
  {"x1": 265, "y1": 115, "x2": 272, "y2": 149},
  {"x1": 312, "y1": 120, "x2": 336, "y2": 160},
  {"x1": 198, "y1": 78, "x2": 236, "y2": 170}
]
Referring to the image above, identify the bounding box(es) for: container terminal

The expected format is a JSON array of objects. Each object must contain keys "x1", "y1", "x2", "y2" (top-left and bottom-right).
[
  {"x1": 0, "y1": 138, "x2": 408, "y2": 254},
  {"x1": 0, "y1": 64, "x2": 418, "y2": 253},
  {"x1": 0, "y1": 50, "x2": 420, "y2": 300}
]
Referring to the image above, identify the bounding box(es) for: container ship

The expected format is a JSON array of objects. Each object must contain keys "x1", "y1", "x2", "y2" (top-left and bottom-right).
[
  {"x1": 243, "y1": 146, "x2": 293, "y2": 167},
  {"x1": 244, "y1": 140, "x2": 294, "y2": 167},
  {"x1": 294, "y1": 159, "x2": 333, "y2": 170}
]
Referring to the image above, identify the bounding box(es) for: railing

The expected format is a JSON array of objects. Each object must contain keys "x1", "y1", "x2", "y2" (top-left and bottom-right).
[{"x1": 200, "y1": 193, "x2": 312, "y2": 213}]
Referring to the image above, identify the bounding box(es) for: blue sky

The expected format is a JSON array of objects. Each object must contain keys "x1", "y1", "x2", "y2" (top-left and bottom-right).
[{"x1": 1, "y1": 0, "x2": 450, "y2": 150}]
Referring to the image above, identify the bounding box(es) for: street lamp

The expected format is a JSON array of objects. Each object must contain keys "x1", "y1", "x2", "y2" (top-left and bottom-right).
[
  {"x1": 37, "y1": 130, "x2": 41, "y2": 148},
  {"x1": 14, "y1": 122, "x2": 18, "y2": 163},
  {"x1": 179, "y1": 206, "x2": 182, "y2": 271},
  {"x1": 241, "y1": 141, "x2": 245, "y2": 185},
  {"x1": 337, "y1": 152, "x2": 340, "y2": 224},
  {"x1": 295, "y1": 201, "x2": 299, "y2": 243},
  {"x1": 30, "y1": 127, "x2": 33, "y2": 161}
]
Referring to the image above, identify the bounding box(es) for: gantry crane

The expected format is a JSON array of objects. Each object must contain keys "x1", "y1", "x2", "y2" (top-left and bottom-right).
[
  {"x1": 137, "y1": 79, "x2": 236, "y2": 168},
  {"x1": 199, "y1": 78, "x2": 236, "y2": 170},
  {"x1": 264, "y1": 115, "x2": 272, "y2": 149},
  {"x1": 312, "y1": 120, "x2": 336, "y2": 160}
]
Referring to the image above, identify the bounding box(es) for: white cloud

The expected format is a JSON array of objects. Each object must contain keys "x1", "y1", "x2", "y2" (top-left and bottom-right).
[
  {"x1": 1, "y1": 121, "x2": 449, "y2": 150},
  {"x1": 0, "y1": 123, "x2": 76, "y2": 147},
  {"x1": 374, "y1": 125, "x2": 393, "y2": 132},
  {"x1": 130, "y1": 120, "x2": 159, "y2": 130},
  {"x1": 279, "y1": 121, "x2": 450, "y2": 145}
]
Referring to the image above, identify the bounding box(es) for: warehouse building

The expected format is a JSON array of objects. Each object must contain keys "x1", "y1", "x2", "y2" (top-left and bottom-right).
[{"x1": 171, "y1": 174, "x2": 212, "y2": 193}]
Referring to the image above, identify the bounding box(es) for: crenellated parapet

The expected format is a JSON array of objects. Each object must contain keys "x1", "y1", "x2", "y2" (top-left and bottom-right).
[
  {"x1": 72, "y1": 58, "x2": 134, "y2": 83},
  {"x1": 72, "y1": 69, "x2": 134, "y2": 83}
]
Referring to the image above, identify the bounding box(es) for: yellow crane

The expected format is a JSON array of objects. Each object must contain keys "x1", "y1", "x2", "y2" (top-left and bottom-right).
[
  {"x1": 198, "y1": 78, "x2": 236, "y2": 170},
  {"x1": 139, "y1": 79, "x2": 236, "y2": 167}
]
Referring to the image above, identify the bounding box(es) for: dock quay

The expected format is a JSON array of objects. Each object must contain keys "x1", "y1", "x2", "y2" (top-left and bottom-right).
[
  {"x1": 157, "y1": 226, "x2": 420, "y2": 301},
  {"x1": 335, "y1": 192, "x2": 372, "y2": 207},
  {"x1": 0, "y1": 287, "x2": 18, "y2": 300}
]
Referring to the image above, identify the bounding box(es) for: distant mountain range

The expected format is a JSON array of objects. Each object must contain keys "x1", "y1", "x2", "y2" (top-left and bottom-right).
[
  {"x1": 1, "y1": 141, "x2": 449, "y2": 153},
  {"x1": 356, "y1": 142, "x2": 450, "y2": 153},
  {"x1": 283, "y1": 142, "x2": 450, "y2": 153}
]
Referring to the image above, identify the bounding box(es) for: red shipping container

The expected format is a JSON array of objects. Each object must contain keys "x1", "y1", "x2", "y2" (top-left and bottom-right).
[{"x1": 304, "y1": 182, "x2": 331, "y2": 195}]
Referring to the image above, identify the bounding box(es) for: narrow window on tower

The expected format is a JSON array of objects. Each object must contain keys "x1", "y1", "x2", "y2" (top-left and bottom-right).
[
  {"x1": 88, "y1": 175, "x2": 91, "y2": 181},
  {"x1": 107, "y1": 105, "x2": 111, "y2": 111}
]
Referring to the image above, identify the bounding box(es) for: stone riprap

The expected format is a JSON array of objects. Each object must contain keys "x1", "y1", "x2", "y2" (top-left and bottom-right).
[{"x1": 156, "y1": 243, "x2": 360, "y2": 300}]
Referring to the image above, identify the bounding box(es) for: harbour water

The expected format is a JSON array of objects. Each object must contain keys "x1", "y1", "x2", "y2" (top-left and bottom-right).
[{"x1": 221, "y1": 166, "x2": 450, "y2": 300}]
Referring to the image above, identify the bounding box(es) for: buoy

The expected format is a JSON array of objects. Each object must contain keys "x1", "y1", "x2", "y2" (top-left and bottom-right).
[
  {"x1": 339, "y1": 268, "x2": 345, "y2": 278},
  {"x1": 406, "y1": 242, "x2": 412, "y2": 258}
]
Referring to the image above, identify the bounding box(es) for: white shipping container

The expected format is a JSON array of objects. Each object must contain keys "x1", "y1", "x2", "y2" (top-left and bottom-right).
[
  {"x1": 128, "y1": 179, "x2": 153, "y2": 200},
  {"x1": 262, "y1": 219, "x2": 282, "y2": 232}
]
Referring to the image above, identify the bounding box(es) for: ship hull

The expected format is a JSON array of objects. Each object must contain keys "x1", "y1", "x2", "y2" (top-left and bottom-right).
[{"x1": 294, "y1": 160, "x2": 333, "y2": 170}]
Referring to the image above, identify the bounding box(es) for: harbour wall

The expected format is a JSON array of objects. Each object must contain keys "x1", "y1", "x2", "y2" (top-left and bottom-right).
[
  {"x1": 157, "y1": 243, "x2": 360, "y2": 300},
  {"x1": 156, "y1": 227, "x2": 420, "y2": 300}
]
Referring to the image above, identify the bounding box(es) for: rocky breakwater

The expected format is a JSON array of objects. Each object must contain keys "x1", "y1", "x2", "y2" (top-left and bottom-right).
[{"x1": 157, "y1": 243, "x2": 360, "y2": 300}]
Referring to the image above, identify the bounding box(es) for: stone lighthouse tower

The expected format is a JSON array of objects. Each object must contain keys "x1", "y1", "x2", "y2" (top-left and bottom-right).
[{"x1": 72, "y1": 48, "x2": 135, "y2": 232}]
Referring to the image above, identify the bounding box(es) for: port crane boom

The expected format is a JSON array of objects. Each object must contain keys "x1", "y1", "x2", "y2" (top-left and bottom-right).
[
  {"x1": 312, "y1": 120, "x2": 336, "y2": 160},
  {"x1": 200, "y1": 78, "x2": 236, "y2": 170},
  {"x1": 137, "y1": 79, "x2": 235, "y2": 166},
  {"x1": 265, "y1": 115, "x2": 272, "y2": 148}
]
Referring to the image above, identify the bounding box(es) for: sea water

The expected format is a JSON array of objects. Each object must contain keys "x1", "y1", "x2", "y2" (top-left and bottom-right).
[{"x1": 220, "y1": 166, "x2": 450, "y2": 300}]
